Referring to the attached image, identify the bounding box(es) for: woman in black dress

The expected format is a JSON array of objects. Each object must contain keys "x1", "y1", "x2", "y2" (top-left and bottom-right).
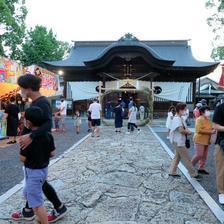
[
  {"x1": 4, "y1": 96, "x2": 19, "y2": 144},
  {"x1": 114, "y1": 99, "x2": 123, "y2": 133}
]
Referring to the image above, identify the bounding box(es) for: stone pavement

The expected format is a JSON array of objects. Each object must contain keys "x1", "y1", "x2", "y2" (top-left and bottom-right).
[{"x1": 0, "y1": 127, "x2": 219, "y2": 223}]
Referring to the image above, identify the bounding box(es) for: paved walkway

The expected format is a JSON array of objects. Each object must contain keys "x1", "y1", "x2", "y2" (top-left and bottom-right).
[
  {"x1": 0, "y1": 118, "x2": 88, "y2": 195},
  {"x1": 0, "y1": 127, "x2": 219, "y2": 223}
]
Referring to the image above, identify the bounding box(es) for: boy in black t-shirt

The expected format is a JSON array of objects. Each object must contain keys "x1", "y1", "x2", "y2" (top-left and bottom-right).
[
  {"x1": 12, "y1": 74, "x2": 67, "y2": 222},
  {"x1": 20, "y1": 107, "x2": 55, "y2": 224}
]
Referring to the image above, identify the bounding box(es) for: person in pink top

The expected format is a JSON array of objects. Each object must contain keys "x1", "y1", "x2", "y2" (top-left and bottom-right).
[{"x1": 193, "y1": 103, "x2": 202, "y2": 119}]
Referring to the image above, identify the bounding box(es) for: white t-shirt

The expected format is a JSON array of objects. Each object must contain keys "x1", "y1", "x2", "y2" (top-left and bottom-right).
[
  {"x1": 60, "y1": 101, "x2": 67, "y2": 116},
  {"x1": 166, "y1": 111, "x2": 174, "y2": 129},
  {"x1": 89, "y1": 102, "x2": 101, "y2": 119},
  {"x1": 182, "y1": 108, "x2": 189, "y2": 121},
  {"x1": 169, "y1": 116, "x2": 186, "y2": 147},
  {"x1": 128, "y1": 106, "x2": 138, "y2": 123}
]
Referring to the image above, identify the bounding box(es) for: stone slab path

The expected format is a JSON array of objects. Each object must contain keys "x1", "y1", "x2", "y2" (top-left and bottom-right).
[{"x1": 0, "y1": 127, "x2": 219, "y2": 223}]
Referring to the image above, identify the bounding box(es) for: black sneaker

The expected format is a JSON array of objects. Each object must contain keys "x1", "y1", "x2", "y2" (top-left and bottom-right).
[
  {"x1": 11, "y1": 208, "x2": 35, "y2": 221},
  {"x1": 169, "y1": 174, "x2": 181, "y2": 178},
  {"x1": 193, "y1": 174, "x2": 203, "y2": 180},
  {"x1": 48, "y1": 204, "x2": 67, "y2": 223},
  {"x1": 198, "y1": 169, "x2": 209, "y2": 175}
]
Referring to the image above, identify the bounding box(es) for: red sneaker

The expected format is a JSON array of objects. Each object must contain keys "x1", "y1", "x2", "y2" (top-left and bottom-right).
[
  {"x1": 11, "y1": 208, "x2": 35, "y2": 221},
  {"x1": 48, "y1": 205, "x2": 67, "y2": 223}
]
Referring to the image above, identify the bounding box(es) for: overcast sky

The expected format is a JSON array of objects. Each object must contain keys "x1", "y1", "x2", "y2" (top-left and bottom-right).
[{"x1": 25, "y1": 0, "x2": 221, "y2": 81}]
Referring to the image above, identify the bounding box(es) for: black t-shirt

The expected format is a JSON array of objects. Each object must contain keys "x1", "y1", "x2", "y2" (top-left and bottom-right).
[
  {"x1": 213, "y1": 103, "x2": 224, "y2": 143},
  {"x1": 20, "y1": 133, "x2": 55, "y2": 169},
  {"x1": 23, "y1": 96, "x2": 52, "y2": 138}
]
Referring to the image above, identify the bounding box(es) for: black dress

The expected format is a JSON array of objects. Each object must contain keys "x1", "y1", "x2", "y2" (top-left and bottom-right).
[
  {"x1": 5, "y1": 103, "x2": 19, "y2": 136},
  {"x1": 114, "y1": 104, "x2": 123, "y2": 128}
]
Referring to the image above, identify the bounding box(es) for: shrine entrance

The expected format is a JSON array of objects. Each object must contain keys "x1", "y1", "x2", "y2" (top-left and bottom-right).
[
  {"x1": 101, "y1": 85, "x2": 153, "y2": 126},
  {"x1": 44, "y1": 34, "x2": 219, "y2": 117}
]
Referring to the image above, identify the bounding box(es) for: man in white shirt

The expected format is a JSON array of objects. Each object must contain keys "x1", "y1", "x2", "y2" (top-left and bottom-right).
[
  {"x1": 88, "y1": 98, "x2": 101, "y2": 137},
  {"x1": 60, "y1": 97, "x2": 67, "y2": 131}
]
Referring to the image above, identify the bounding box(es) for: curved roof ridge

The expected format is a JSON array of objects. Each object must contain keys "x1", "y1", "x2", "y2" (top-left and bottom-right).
[{"x1": 84, "y1": 39, "x2": 172, "y2": 64}]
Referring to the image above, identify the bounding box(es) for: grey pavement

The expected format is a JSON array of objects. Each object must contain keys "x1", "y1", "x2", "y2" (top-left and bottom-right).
[
  {"x1": 0, "y1": 126, "x2": 219, "y2": 223},
  {"x1": 0, "y1": 118, "x2": 89, "y2": 196}
]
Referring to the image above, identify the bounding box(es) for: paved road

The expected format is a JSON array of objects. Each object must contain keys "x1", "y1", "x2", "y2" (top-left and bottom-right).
[
  {"x1": 151, "y1": 125, "x2": 224, "y2": 209},
  {"x1": 0, "y1": 118, "x2": 88, "y2": 196},
  {"x1": 0, "y1": 127, "x2": 219, "y2": 223}
]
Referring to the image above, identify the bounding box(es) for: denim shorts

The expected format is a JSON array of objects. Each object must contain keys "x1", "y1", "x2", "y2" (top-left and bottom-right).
[{"x1": 23, "y1": 167, "x2": 48, "y2": 208}]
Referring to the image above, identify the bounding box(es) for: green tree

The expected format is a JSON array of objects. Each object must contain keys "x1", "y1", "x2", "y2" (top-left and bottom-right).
[
  {"x1": 21, "y1": 25, "x2": 69, "y2": 66},
  {"x1": 0, "y1": 0, "x2": 27, "y2": 59},
  {"x1": 206, "y1": 0, "x2": 224, "y2": 60}
]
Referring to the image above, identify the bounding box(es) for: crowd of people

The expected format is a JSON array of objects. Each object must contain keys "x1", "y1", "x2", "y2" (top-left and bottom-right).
[
  {"x1": 112, "y1": 97, "x2": 143, "y2": 134},
  {"x1": 0, "y1": 76, "x2": 143, "y2": 223},
  {"x1": 3, "y1": 72, "x2": 224, "y2": 222},
  {"x1": 166, "y1": 100, "x2": 224, "y2": 205},
  {"x1": 104, "y1": 97, "x2": 146, "y2": 121}
]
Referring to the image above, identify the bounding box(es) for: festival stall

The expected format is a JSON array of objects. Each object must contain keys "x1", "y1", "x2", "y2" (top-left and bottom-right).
[
  {"x1": 0, "y1": 57, "x2": 22, "y2": 139},
  {"x1": 0, "y1": 58, "x2": 61, "y2": 139}
]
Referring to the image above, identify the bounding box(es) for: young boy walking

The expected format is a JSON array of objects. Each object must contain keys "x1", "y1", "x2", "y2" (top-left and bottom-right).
[
  {"x1": 12, "y1": 74, "x2": 67, "y2": 222},
  {"x1": 74, "y1": 110, "x2": 82, "y2": 134},
  {"x1": 20, "y1": 107, "x2": 55, "y2": 224},
  {"x1": 53, "y1": 109, "x2": 61, "y2": 132}
]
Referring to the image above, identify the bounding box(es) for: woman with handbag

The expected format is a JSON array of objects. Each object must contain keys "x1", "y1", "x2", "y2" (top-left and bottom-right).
[
  {"x1": 191, "y1": 106, "x2": 215, "y2": 175},
  {"x1": 169, "y1": 103, "x2": 201, "y2": 179}
]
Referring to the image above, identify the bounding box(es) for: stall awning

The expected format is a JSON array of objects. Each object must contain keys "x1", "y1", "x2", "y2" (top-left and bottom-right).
[
  {"x1": 0, "y1": 83, "x2": 57, "y2": 99},
  {"x1": 0, "y1": 83, "x2": 20, "y2": 99},
  {"x1": 39, "y1": 88, "x2": 57, "y2": 97}
]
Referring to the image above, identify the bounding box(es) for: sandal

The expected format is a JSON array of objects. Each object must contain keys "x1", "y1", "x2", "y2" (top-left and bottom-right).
[
  {"x1": 169, "y1": 174, "x2": 181, "y2": 178},
  {"x1": 7, "y1": 141, "x2": 16, "y2": 144}
]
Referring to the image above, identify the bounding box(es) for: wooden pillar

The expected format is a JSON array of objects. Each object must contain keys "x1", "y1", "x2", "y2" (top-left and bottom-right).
[
  {"x1": 192, "y1": 79, "x2": 196, "y2": 105},
  {"x1": 102, "y1": 74, "x2": 106, "y2": 87},
  {"x1": 99, "y1": 81, "x2": 103, "y2": 119},
  {"x1": 150, "y1": 77, "x2": 154, "y2": 123},
  {"x1": 198, "y1": 78, "x2": 201, "y2": 100},
  {"x1": 63, "y1": 79, "x2": 67, "y2": 98},
  {"x1": 150, "y1": 77, "x2": 153, "y2": 89}
]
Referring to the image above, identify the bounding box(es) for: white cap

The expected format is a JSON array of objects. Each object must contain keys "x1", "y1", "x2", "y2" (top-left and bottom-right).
[{"x1": 196, "y1": 103, "x2": 202, "y2": 108}]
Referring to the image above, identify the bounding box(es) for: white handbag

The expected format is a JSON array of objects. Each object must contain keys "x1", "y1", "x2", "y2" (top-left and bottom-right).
[{"x1": 210, "y1": 131, "x2": 217, "y2": 144}]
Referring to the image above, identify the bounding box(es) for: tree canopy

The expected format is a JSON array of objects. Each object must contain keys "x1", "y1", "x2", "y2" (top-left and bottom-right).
[
  {"x1": 20, "y1": 25, "x2": 69, "y2": 66},
  {"x1": 0, "y1": 0, "x2": 69, "y2": 65},
  {"x1": 0, "y1": 0, "x2": 27, "y2": 60},
  {"x1": 206, "y1": 0, "x2": 224, "y2": 60}
]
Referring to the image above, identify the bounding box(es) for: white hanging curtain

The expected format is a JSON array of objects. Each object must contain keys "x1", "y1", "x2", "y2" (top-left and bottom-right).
[
  {"x1": 69, "y1": 81, "x2": 191, "y2": 102},
  {"x1": 69, "y1": 81, "x2": 99, "y2": 101},
  {"x1": 154, "y1": 82, "x2": 191, "y2": 102}
]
